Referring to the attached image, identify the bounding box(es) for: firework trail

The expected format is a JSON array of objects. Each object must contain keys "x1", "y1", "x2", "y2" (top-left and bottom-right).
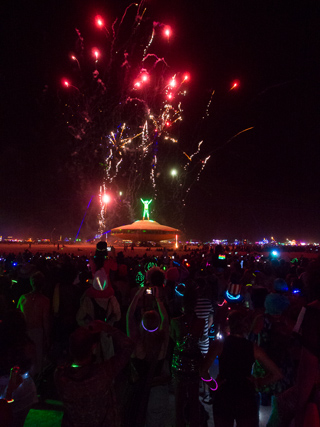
[{"x1": 61, "y1": 2, "x2": 247, "y2": 235}]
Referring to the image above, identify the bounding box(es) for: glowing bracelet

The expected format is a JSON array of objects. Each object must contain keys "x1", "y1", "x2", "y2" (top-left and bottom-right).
[
  {"x1": 209, "y1": 378, "x2": 218, "y2": 391},
  {"x1": 141, "y1": 319, "x2": 159, "y2": 333},
  {"x1": 6, "y1": 399, "x2": 14, "y2": 403},
  {"x1": 201, "y1": 376, "x2": 218, "y2": 391},
  {"x1": 175, "y1": 283, "x2": 185, "y2": 297}
]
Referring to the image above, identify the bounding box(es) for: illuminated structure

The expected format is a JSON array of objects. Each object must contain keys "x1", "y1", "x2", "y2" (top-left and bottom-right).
[
  {"x1": 110, "y1": 199, "x2": 182, "y2": 243},
  {"x1": 111, "y1": 219, "x2": 182, "y2": 243}
]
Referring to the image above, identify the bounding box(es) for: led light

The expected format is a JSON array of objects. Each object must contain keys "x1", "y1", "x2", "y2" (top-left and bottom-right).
[
  {"x1": 141, "y1": 319, "x2": 159, "y2": 333},
  {"x1": 226, "y1": 290, "x2": 241, "y2": 301},
  {"x1": 175, "y1": 283, "x2": 185, "y2": 296}
]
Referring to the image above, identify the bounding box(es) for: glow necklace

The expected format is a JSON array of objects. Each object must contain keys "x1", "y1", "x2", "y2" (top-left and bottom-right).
[
  {"x1": 141, "y1": 319, "x2": 159, "y2": 333},
  {"x1": 226, "y1": 290, "x2": 241, "y2": 301}
]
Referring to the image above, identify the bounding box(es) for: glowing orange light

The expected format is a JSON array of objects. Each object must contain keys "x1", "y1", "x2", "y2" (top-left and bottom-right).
[
  {"x1": 166, "y1": 121, "x2": 171, "y2": 127},
  {"x1": 134, "y1": 81, "x2": 141, "y2": 88},
  {"x1": 63, "y1": 80, "x2": 69, "y2": 87},
  {"x1": 183, "y1": 74, "x2": 189, "y2": 81},
  {"x1": 141, "y1": 73, "x2": 148, "y2": 82},
  {"x1": 169, "y1": 78, "x2": 176, "y2": 88},
  {"x1": 71, "y1": 55, "x2": 76, "y2": 61},
  {"x1": 167, "y1": 93, "x2": 173, "y2": 100},
  {"x1": 95, "y1": 15, "x2": 104, "y2": 28}
]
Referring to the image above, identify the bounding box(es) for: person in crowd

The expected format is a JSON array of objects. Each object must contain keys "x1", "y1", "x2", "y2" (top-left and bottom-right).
[
  {"x1": 52, "y1": 263, "x2": 81, "y2": 363},
  {"x1": 77, "y1": 243, "x2": 121, "y2": 360},
  {"x1": 125, "y1": 285, "x2": 170, "y2": 427},
  {"x1": 194, "y1": 278, "x2": 214, "y2": 404},
  {"x1": 253, "y1": 278, "x2": 293, "y2": 406},
  {"x1": 0, "y1": 366, "x2": 23, "y2": 427},
  {"x1": 248, "y1": 286, "x2": 268, "y2": 341},
  {"x1": 0, "y1": 310, "x2": 38, "y2": 427},
  {"x1": 55, "y1": 320, "x2": 134, "y2": 427},
  {"x1": 17, "y1": 271, "x2": 51, "y2": 377},
  {"x1": 201, "y1": 310, "x2": 283, "y2": 427},
  {"x1": 171, "y1": 284, "x2": 205, "y2": 427},
  {"x1": 292, "y1": 258, "x2": 320, "y2": 426}
]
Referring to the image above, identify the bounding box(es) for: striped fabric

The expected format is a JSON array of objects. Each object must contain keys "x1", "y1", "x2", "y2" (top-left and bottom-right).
[
  {"x1": 195, "y1": 297, "x2": 214, "y2": 354},
  {"x1": 228, "y1": 283, "x2": 241, "y2": 296}
]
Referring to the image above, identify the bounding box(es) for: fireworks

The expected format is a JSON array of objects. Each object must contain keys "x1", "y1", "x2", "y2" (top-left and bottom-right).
[{"x1": 61, "y1": 2, "x2": 227, "y2": 235}]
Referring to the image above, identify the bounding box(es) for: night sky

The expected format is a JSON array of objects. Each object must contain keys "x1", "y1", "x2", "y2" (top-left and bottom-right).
[{"x1": 1, "y1": 0, "x2": 319, "y2": 242}]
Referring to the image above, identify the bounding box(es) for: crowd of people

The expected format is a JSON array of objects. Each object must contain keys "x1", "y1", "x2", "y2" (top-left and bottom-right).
[{"x1": 0, "y1": 243, "x2": 320, "y2": 426}]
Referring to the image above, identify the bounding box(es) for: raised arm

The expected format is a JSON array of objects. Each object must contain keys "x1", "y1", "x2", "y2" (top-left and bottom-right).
[
  {"x1": 153, "y1": 287, "x2": 169, "y2": 331},
  {"x1": 126, "y1": 287, "x2": 145, "y2": 340},
  {"x1": 89, "y1": 321, "x2": 134, "y2": 378}
]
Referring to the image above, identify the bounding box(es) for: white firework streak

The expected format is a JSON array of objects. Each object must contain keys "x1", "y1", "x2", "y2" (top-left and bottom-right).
[
  {"x1": 143, "y1": 27, "x2": 155, "y2": 58},
  {"x1": 203, "y1": 90, "x2": 215, "y2": 119},
  {"x1": 150, "y1": 154, "x2": 157, "y2": 197},
  {"x1": 190, "y1": 140, "x2": 203, "y2": 160},
  {"x1": 115, "y1": 158, "x2": 123, "y2": 174},
  {"x1": 183, "y1": 140, "x2": 203, "y2": 170},
  {"x1": 196, "y1": 155, "x2": 211, "y2": 181}
]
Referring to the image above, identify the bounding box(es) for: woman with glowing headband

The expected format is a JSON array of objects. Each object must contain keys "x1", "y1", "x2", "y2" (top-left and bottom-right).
[{"x1": 125, "y1": 286, "x2": 170, "y2": 427}]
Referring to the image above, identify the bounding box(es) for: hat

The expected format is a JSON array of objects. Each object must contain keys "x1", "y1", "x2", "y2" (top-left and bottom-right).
[
  {"x1": 226, "y1": 283, "x2": 242, "y2": 303},
  {"x1": 95, "y1": 241, "x2": 108, "y2": 256},
  {"x1": 273, "y1": 278, "x2": 288, "y2": 293},
  {"x1": 165, "y1": 267, "x2": 180, "y2": 282},
  {"x1": 146, "y1": 267, "x2": 164, "y2": 286},
  {"x1": 93, "y1": 268, "x2": 109, "y2": 291},
  {"x1": 18, "y1": 263, "x2": 36, "y2": 279}
]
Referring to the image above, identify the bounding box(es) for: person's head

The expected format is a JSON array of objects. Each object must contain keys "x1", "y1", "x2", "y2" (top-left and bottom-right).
[
  {"x1": 147, "y1": 267, "x2": 165, "y2": 287},
  {"x1": 92, "y1": 268, "x2": 110, "y2": 292},
  {"x1": 273, "y1": 278, "x2": 289, "y2": 293},
  {"x1": 30, "y1": 271, "x2": 45, "y2": 292},
  {"x1": 195, "y1": 277, "x2": 208, "y2": 297},
  {"x1": 69, "y1": 327, "x2": 100, "y2": 363},
  {"x1": 141, "y1": 310, "x2": 160, "y2": 332},
  {"x1": 183, "y1": 284, "x2": 197, "y2": 314},
  {"x1": 251, "y1": 287, "x2": 268, "y2": 309},
  {"x1": 264, "y1": 293, "x2": 290, "y2": 316},
  {"x1": 94, "y1": 241, "x2": 108, "y2": 270},
  {"x1": 165, "y1": 267, "x2": 180, "y2": 283}
]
